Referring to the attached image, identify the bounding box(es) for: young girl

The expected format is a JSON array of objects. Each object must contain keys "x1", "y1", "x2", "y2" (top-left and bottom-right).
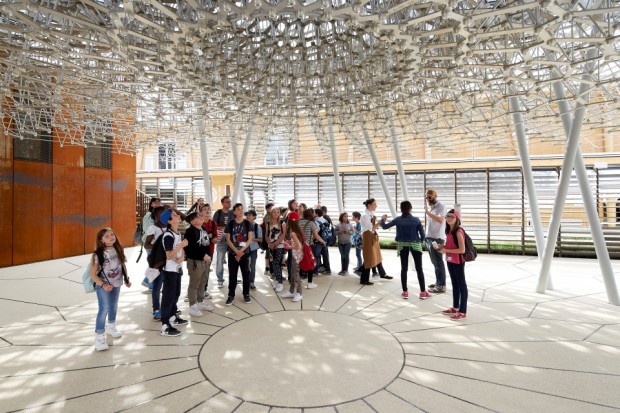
[
  {"x1": 334, "y1": 212, "x2": 354, "y2": 275},
  {"x1": 380, "y1": 201, "x2": 428, "y2": 299},
  {"x1": 267, "y1": 207, "x2": 287, "y2": 292},
  {"x1": 437, "y1": 209, "x2": 467, "y2": 320},
  {"x1": 280, "y1": 212, "x2": 304, "y2": 302},
  {"x1": 352, "y1": 211, "x2": 363, "y2": 274},
  {"x1": 201, "y1": 204, "x2": 217, "y2": 298},
  {"x1": 90, "y1": 228, "x2": 131, "y2": 351},
  {"x1": 300, "y1": 208, "x2": 323, "y2": 288}
]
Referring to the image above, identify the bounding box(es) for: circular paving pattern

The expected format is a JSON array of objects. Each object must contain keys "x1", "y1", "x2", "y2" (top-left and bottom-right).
[{"x1": 199, "y1": 311, "x2": 404, "y2": 408}]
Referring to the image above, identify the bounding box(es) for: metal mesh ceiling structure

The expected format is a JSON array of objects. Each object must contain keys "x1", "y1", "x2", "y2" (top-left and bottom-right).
[{"x1": 1, "y1": 0, "x2": 620, "y2": 160}]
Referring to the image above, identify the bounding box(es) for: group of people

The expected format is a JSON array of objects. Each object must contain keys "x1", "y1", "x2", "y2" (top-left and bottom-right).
[{"x1": 88, "y1": 189, "x2": 470, "y2": 350}]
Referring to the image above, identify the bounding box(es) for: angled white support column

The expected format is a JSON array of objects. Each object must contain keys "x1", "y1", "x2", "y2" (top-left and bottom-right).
[
  {"x1": 552, "y1": 81, "x2": 620, "y2": 305},
  {"x1": 388, "y1": 111, "x2": 409, "y2": 201},
  {"x1": 328, "y1": 119, "x2": 344, "y2": 214},
  {"x1": 360, "y1": 117, "x2": 397, "y2": 217},
  {"x1": 199, "y1": 122, "x2": 213, "y2": 206},
  {"x1": 229, "y1": 134, "x2": 247, "y2": 205},
  {"x1": 509, "y1": 97, "x2": 552, "y2": 289},
  {"x1": 231, "y1": 124, "x2": 252, "y2": 205},
  {"x1": 537, "y1": 79, "x2": 590, "y2": 294}
]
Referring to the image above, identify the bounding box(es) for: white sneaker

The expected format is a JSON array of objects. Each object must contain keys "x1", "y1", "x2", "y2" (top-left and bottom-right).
[
  {"x1": 204, "y1": 290, "x2": 212, "y2": 299},
  {"x1": 105, "y1": 323, "x2": 122, "y2": 338},
  {"x1": 281, "y1": 290, "x2": 294, "y2": 298},
  {"x1": 94, "y1": 334, "x2": 108, "y2": 351},
  {"x1": 188, "y1": 304, "x2": 203, "y2": 317},
  {"x1": 292, "y1": 293, "x2": 302, "y2": 302},
  {"x1": 275, "y1": 283, "x2": 284, "y2": 292},
  {"x1": 306, "y1": 283, "x2": 318, "y2": 289},
  {"x1": 198, "y1": 301, "x2": 214, "y2": 311}
]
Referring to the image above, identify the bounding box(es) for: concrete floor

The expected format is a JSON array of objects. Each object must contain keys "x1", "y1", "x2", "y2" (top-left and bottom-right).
[{"x1": 1, "y1": 248, "x2": 619, "y2": 413}]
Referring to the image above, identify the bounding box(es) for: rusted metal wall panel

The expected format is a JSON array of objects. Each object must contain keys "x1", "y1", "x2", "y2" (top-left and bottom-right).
[
  {"x1": 112, "y1": 169, "x2": 136, "y2": 247},
  {"x1": 52, "y1": 164, "x2": 85, "y2": 258},
  {"x1": 13, "y1": 161, "x2": 53, "y2": 265},
  {"x1": 84, "y1": 169, "x2": 112, "y2": 252},
  {"x1": 52, "y1": 136, "x2": 84, "y2": 167},
  {"x1": 0, "y1": 159, "x2": 13, "y2": 267}
]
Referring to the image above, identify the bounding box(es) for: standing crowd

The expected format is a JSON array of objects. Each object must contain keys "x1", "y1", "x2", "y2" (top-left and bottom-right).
[{"x1": 87, "y1": 189, "x2": 470, "y2": 350}]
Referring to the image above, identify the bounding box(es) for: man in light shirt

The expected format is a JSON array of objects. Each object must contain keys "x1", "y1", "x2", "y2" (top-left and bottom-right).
[{"x1": 424, "y1": 189, "x2": 447, "y2": 293}]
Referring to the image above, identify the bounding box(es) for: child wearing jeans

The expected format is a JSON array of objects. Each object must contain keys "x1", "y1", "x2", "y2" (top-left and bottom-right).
[
  {"x1": 90, "y1": 227, "x2": 131, "y2": 351},
  {"x1": 352, "y1": 211, "x2": 363, "y2": 274},
  {"x1": 160, "y1": 209, "x2": 189, "y2": 337}
]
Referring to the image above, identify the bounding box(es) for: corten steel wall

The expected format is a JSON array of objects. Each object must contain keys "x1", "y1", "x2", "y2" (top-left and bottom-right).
[
  {"x1": 0, "y1": 122, "x2": 136, "y2": 267},
  {"x1": 0, "y1": 113, "x2": 13, "y2": 267}
]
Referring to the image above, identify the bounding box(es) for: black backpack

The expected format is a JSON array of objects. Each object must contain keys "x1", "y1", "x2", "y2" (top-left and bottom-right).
[
  {"x1": 455, "y1": 229, "x2": 477, "y2": 262},
  {"x1": 147, "y1": 229, "x2": 170, "y2": 270},
  {"x1": 259, "y1": 223, "x2": 268, "y2": 251}
]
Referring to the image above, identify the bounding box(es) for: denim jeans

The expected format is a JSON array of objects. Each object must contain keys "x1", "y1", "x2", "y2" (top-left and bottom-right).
[
  {"x1": 151, "y1": 270, "x2": 163, "y2": 311},
  {"x1": 338, "y1": 243, "x2": 351, "y2": 272},
  {"x1": 95, "y1": 284, "x2": 121, "y2": 334},
  {"x1": 249, "y1": 249, "x2": 258, "y2": 283},
  {"x1": 313, "y1": 243, "x2": 331, "y2": 272},
  {"x1": 355, "y1": 247, "x2": 362, "y2": 270},
  {"x1": 215, "y1": 242, "x2": 228, "y2": 283},
  {"x1": 425, "y1": 238, "x2": 446, "y2": 286},
  {"x1": 447, "y1": 262, "x2": 467, "y2": 313},
  {"x1": 399, "y1": 247, "x2": 425, "y2": 292}
]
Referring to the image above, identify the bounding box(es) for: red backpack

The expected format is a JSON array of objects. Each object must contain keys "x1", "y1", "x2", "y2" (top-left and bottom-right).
[{"x1": 299, "y1": 223, "x2": 317, "y2": 272}]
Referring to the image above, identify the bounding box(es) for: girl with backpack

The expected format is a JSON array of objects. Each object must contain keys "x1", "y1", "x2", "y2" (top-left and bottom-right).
[
  {"x1": 280, "y1": 212, "x2": 304, "y2": 302},
  {"x1": 267, "y1": 207, "x2": 287, "y2": 293},
  {"x1": 200, "y1": 204, "x2": 218, "y2": 298},
  {"x1": 437, "y1": 209, "x2": 468, "y2": 320},
  {"x1": 90, "y1": 228, "x2": 131, "y2": 351}
]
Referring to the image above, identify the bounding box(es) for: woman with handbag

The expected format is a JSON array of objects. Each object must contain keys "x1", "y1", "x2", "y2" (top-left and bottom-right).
[{"x1": 359, "y1": 199, "x2": 393, "y2": 285}]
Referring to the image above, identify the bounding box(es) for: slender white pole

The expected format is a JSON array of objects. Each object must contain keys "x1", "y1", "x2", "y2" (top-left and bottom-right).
[
  {"x1": 361, "y1": 117, "x2": 397, "y2": 217},
  {"x1": 509, "y1": 97, "x2": 552, "y2": 289},
  {"x1": 328, "y1": 119, "x2": 344, "y2": 214},
  {"x1": 388, "y1": 110, "x2": 409, "y2": 201},
  {"x1": 199, "y1": 121, "x2": 213, "y2": 206},
  {"x1": 231, "y1": 124, "x2": 252, "y2": 204},
  {"x1": 551, "y1": 81, "x2": 619, "y2": 305}
]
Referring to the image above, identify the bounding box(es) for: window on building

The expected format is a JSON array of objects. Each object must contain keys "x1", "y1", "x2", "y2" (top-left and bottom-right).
[
  {"x1": 84, "y1": 122, "x2": 112, "y2": 169},
  {"x1": 158, "y1": 142, "x2": 176, "y2": 170},
  {"x1": 13, "y1": 108, "x2": 53, "y2": 163}
]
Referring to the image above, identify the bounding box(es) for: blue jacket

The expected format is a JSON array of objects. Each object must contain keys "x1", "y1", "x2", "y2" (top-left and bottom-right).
[{"x1": 380, "y1": 214, "x2": 425, "y2": 243}]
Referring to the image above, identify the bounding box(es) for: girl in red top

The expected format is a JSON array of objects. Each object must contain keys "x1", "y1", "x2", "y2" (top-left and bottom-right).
[{"x1": 437, "y1": 209, "x2": 467, "y2": 320}]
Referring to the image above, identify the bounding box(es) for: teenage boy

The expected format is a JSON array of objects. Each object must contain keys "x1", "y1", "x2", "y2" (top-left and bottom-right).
[
  {"x1": 160, "y1": 209, "x2": 189, "y2": 337},
  {"x1": 245, "y1": 210, "x2": 262, "y2": 290},
  {"x1": 213, "y1": 196, "x2": 234, "y2": 288},
  {"x1": 225, "y1": 203, "x2": 254, "y2": 305},
  {"x1": 184, "y1": 212, "x2": 215, "y2": 317}
]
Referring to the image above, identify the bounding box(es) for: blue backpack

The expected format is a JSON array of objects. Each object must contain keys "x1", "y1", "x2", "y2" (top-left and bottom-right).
[
  {"x1": 317, "y1": 220, "x2": 334, "y2": 245},
  {"x1": 82, "y1": 250, "x2": 106, "y2": 293}
]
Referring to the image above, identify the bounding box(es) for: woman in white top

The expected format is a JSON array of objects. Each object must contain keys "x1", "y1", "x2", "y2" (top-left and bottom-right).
[{"x1": 360, "y1": 198, "x2": 393, "y2": 285}]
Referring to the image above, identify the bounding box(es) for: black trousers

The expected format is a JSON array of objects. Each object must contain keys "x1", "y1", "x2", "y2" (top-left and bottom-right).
[
  {"x1": 228, "y1": 253, "x2": 251, "y2": 297},
  {"x1": 161, "y1": 270, "x2": 181, "y2": 326},
  {"x1": 399, "y1": 247, "x2": 425, "y2": 292}
]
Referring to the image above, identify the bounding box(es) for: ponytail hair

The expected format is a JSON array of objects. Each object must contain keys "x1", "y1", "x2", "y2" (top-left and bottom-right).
[{"x1": 363, "y1": 198, "x2": 375, "y2": 208}]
